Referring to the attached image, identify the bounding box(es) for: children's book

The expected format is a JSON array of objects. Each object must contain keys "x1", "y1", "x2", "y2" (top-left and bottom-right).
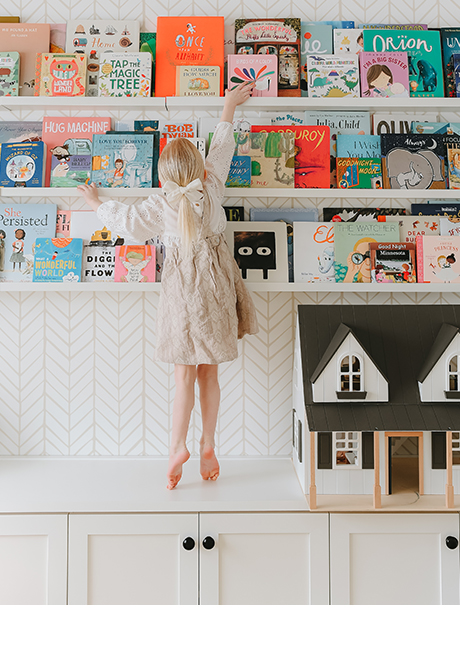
[
  {"x1": 140, "y1": 32, "x2": 156, "y2": 96},
  {"x1": 145, "y1": 235, "x2": 165, "y2": 281},
  {"x1": 176, "y1": 65, "x2": 220, "y2": 96},
  {"x1": 234, "y1": 18, "x2": 301, "y2": 97},
  {"x1": 98, "y1": 52, "x2": 151, "y2": 97},
  {"x1": 440, "y1": 216, "x2": 460, "y2": 236},
  {"x1": 336, "y1": 158, "x2": 382, "y2": 189},
  {"x1": 269, "y1": 113, "x2": 305, "y2": 126},
  {"x1": 227, "y1": 55, "x2": 277, "y2": 96},
  {"x1": 33, "y1": 237, "x2": 83, "y2": 283},
  {"x1": 0, "y1": 141, "x2": 45, "y2": 187},
  {"x1": 0, "y1": 122, "x2": 42, "y2": 148},
  {"x1": 293, "y1": 221, "x2": 335, "y2": 283},
  {"x1": 336, "y1": 134, "x2": 381, "y2": 158},
  {"x1": 161, "y1": 120, "x2": 197, "y2": 138},
  {"x1": 447, "y1": 147, "x2": 460, "y2": 189},
  {"x1": 156, "y1": 16, "x2": 224, "y2": 97},
  {"x1": 0, "y1": 23, "x2": 50, "y2": 95},
  {"x1": 51, "y1": 154, "x2": 90, "y2": 187},
  {"x1": 359, "y1": 51, "x2": 409, "y2": 97},
  {"x1": 411, "y1": 121, "x2": 449, "y2": 134},
  {"x1": 306, "y1": 55, "x2": 360, "y2": 98},
  {"x1": 251, "y1": 125, "x2": 330, "y2": 188},
  {"x1": 34, "y1": 53, "x2": 86, "y2": 96},
  {"x1": 50, "y1": 24, "x2": 66, "y2": 54},
  {"x1": 69, "y1": 210, "x2": 124, "y2": 246},
  {"x1": 411, "y1": 203, "x2": 460, "y2": 220},
  {"x1": 66, "y1": 20, "x2": 140, "y2": 97},
  {"x1": 134, "y1": 121, "x2": 159, "y2": 132},
  {"x1": 453, "y1": 53, "x2": 460, "y2": 97},
  {"x1": 234, "y1": 131, "x2": 295, "y2": 189},
  {"x1": 91, "y1": 133, "x2": 157, "y2": 189},
  {"x1": 382, "y1": 215, "x2": 440, "y2": 243},
  {"x1": 380, "y1": 133, "x2": 447, "y2": 190},
  {"x1": 440, "y1": 29, "x2": 460, "y2": 97},
  {"x1": 224, "y1": 206, "x2": 245, "y2": 221},
  {"x1": 416, "y1": 235, "x2": 460, "y2": 283},
  {"x1": 372, "y1": 112, "x2": 439, "y2": 135},
  {"x1": 226, "y1": 156, "x2": 251, "y2": 187},
  {"x1": 82, "y1": 246, "x2": 116, "y2": 282},
  {"x1": 370, "y1": 242, "x2": 416, "y2": 283},
  {"x1": 159, "y1": 136, "x2": 205, "y2": 161},
  {"x1": 56, "y1": 210, "x2": 71, "y2": 237},
  {"x1": 114, "y1": 245, "x2": 155, "y2": 282},
  {"x1": 0, "y1": 52, "x2": 19, "y2": 95},
  {"x1": 363, "y1": 29, "x2": 444, "y2": 97},
  {"x1": 0, "y1": 203, "x2": 57, "y2": 282},
  {"x1": 300, "y1": 23, "x2": 333, "y2": 97},
  {"x1": 323, "y1": 207, "x2": 406, "y2": 222},
  {"x1": 333, "y1": 29, "x2": 364, "y2": 55},
  {"x1": 334, "y1": 221, "x2": 400, "y2": 282}
]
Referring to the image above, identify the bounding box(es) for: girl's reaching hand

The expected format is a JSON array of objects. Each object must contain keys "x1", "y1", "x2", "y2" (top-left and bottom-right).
[
  {"x1": 77, "y1": 182, "x2": 103, "y2": 211},
  {"x1": 220, "y1": 81, "x2": 254, "y2": 123}
]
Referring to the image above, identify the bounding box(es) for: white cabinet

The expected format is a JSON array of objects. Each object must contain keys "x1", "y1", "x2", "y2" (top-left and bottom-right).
[
  {"x1": 199, "y1": 513, "x2": 329, "y2": 605},
  {"x1": 68, "y1": 514, "x2": 199, "y2": 605},
  {"x1": 0, "y1": 515, "x2": 67, "y2": 605},
  {"x1": 330, "y1": 513, "x2": 460, "y2": 605}
]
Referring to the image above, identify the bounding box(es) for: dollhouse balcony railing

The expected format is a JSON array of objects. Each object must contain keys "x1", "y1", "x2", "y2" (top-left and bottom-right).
[
  {"x1": 335, "y1": 391, "x2": 368, "y2": 400},
  {"x1": 444, "y1": 391, "x2": 460, "y2": 399}
]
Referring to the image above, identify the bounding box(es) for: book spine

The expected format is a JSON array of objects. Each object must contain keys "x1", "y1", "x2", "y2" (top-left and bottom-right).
[
  {"x1": 416, "y1": 235, "x2": 425, "y2": 282},
  {"x1": 34, "y1": 53, "x2": 42, "y2": 96}
]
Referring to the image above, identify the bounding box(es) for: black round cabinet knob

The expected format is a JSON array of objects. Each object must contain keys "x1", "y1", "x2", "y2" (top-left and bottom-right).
[
  {"x1": 182, "y1": 537, "x2": 195, "y2": 551},
  {"x1": 202, "y1": 536, "x2": 216, "y2": 550},
  {"x1": 446, "y1": 536, "x2": 459, "y2": 550}
]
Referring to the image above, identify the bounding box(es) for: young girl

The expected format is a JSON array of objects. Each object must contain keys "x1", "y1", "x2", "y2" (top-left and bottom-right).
[{"x1": 78, "y1": 83, "x2": 259, "y2": 489}]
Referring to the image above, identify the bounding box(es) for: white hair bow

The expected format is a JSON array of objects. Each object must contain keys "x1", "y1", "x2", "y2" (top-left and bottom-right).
[{"x1": 162, "y1": 178, "x2": 204, "y2": 215}]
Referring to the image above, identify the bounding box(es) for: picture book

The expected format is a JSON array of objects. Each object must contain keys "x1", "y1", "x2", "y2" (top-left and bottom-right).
[
  {"x1": 448, "y1": 147, "x2": 460, "y2": 189},
  {"x1": 251, "y1": 125, "x2": 330, "y2": 188},
  {"x1": 306, "y1": 55, "x2": 360, "y2": 98},
  {"x1": 379, "y1": 215, "x2": 440, "y2": 243},
  {"x1": 42, "y1": 116, "x2": 111, "y2": 187},
  {"x1": 159, "y1": 137, "x2": 205, "y2": 161},
  {"x1": 227, "y1": 55, "x2": 277, "y2": 96},
  {"x1": 224, "y1": 221, "x2": 289, "y2": 283},
  {"x1": 323, "y1": 207, "x2": 406, "y2": 222},
  {"x1": 269, "y1": 113, "x2": 305, "y2": 126},
  {"x1": 114, "y1": 245, "x2": 155, "y2": 282},
  {"x1": 370, "y1": 242, "x2": 416, "y2": 283},
  {"x1": 34, "y1": 53, "x2": 86, "y2": 96},
  {"x1": 0, "y1": 122, "x2": 42, "y2": 150},
  {"x1": 226, "y1": 156, "x2": 251, "y2": 187},
  {"x1": 82, "y1": 246, "x2": 116, "y2": 282},
  {"x1": 380, "y1": 134, "x2": 447, "y2": 189},
  {"x1": 440, "y1": 29, "x2": 460, "y2": 97},
  {"x1": 140, "y1": 32, "x2": 156, "y2": 96},
  {"x1": 156, "y1": 16, "x2": 224, "y2": 97},
  {"x1": 416, "y1": 235, "x2": 460, "y2": 283},
  {"x1": 50, "y1": 24, "x2": 66, "y2": 54},
  {"x1": 0, "y1": 141, "x2": 45, "y2": 187},
  {"x1": 440, "y1": 216, "x2": 460, "y2": 236},
  {"x1": 336, "y1": 134, "x2": 381, "y2": 158},
  {"x1": 56, "y1": 210, "x2": 71, "y2": 237},
  {"x1": 293, "y1": 221, "x2": 335, "y2": 283},
  {"x1": 334, "y1": 29, "x2": 364, "y2": 55},
  {"x1": 300, "y1": 23, "x2": 333, "y2": 96},
  {"x1": 161, "y1": 121, "x2": 197, "y2": 138},
  {"x1": 336, "y1": 158, "x2": 382, "y2": 189},
  {"x1": 224, "y1": 206, "x2": 245, "y2": 221},
  {"x1": 411, "y1": 122, "x2": 449, "y2": 134},
  {"x1": 359, "y1": 51, "x2": 409, "y2": 97},
  {"x1": 411, "y1": 203, "x2": 460, "y2": 220},
  {"x1": 363, "y1": 29, "x2": 444, "y2": 98},
  {"x1": 0, "y1": 23, "x2": 50, "y2": 95},
  {"x1": 91, "y1": 133, "x2": 157, "y2": 189},
  {"x1": 333, "y1": 221, "x2": 400, "y2": 282},
  {"x1": 134, "y1": 121, "x2": 159, "y2": 132},
  {"x1": 98, "y1": 52, "x2": 151, "y2": 97},
  {"x1": 234, "y1": 18, "x2": 301, "y2": 97},
  {"x1": 176, "y1": 65, "x2": 220, "y2": 96},
  {"x1": 33, "y1": 237, "x2": 83, "y2": 283},
  {"x1": 453, "y1": 53, "x2": 460, "y2": 97},
  {"x1": 66, "y1": 21, "x2": 140, "y2": 97},
  {"x1": 0, "y1": 52, "x2": 19, "y2": 95},
  {"x1": 234, "y1": 131, "x2": 295, "y2": 189},
  {"x1": 0, "y1": 203, "x2": 57, "y2": 283},
  {"x1": 372, "y1": 112, "x2": 438, "y2": 135}
]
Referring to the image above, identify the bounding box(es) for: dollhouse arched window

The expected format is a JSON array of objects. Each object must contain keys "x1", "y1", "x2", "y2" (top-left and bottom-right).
[
  {"x1": 339, "y1": 354, "x2": 362, "y2": 392},
  {"x1": 447, "y1": 354, "x2": 460, "y2": 392}
]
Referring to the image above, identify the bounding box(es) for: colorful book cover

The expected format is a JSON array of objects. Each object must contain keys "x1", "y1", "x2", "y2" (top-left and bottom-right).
[
  {"x1": 336, "y1": 157, "x2": 382, "y2": 189},
  {"x1": 0, "y1": 52, "x2": 19, "y2": 95},
  {"x1": 411, "y1": 121, "x2": 449, "y2": 134},
  {"x1": 227, "y1": 55, "x2": 277, "y2": 96},
  {"x1": 334, "y1": 221, "x2": 400, "y2": 282},
  {"x1": 140, "y1": 32, "x2": 156, "y2": 96},
  {"x1": 0, "y1": 141, "x2": 45, "y2": 187},
  {"x1": 448, "y1": 147, "x2": 460, "y2": 189},
  {"x1": 416, "y1": 235, "x2": 460, "y2": 283},
  {"x1": 33, "y1": 237, "x2": 83, "y2": 283},
  {"x1": 363, "y1": 29, "x2": 444, "y2": 97},
  {"x1": 370, "y1": 242, "x2": 416, "y2": 283},
  {"x1": 333, "y1": 29, "x2": 364, "y2": 55},
  {"x1": 323, "y1": 207, "x2": 406, "y2": 222},
  {"x1": 224, "y1": 206, "x2": 245, "y2": 221},
  {"x1": 293, "y1": 221, "x2": 335, "y2": 283},
  {"x1": 372, "y1": 112, "x2": 439, "y2": 135},
  {"x1": 234, "y1": 18, "x2": 301, "y2": 97},
  {"x1": 359, "y1": 51, "x2": 409, "y2": 97},
  {"x1": 0, "y1": 122, "x2": 42, "y2": 148},
  {"x1": 379, "y1": 215, "x2": 440, "y2": 243},
  {"x1": 300, "y1": 23, "x2": 333, "y2": 97},
  {"x1": 56, "y1": 210, "x2": 71, "y2": 237},
  {"x1": 306, "y1": 55, "x2": 360, "y2": 98},
  {"x1": 251, "y1": 125, "x2": 330, "y2": 188},
  {"x1": 82, "y1": 246, "x2": 115, "y2": 282},
  {"x1": 440, "y1": 29, "x2": 460, "y2": 97},
  {"x1": 91, "y1": 133, "x2": 157, "y2": 189},
  {"x1": 269, "y1": 113, "x2": 305, "y2": 126},
  {"x1": 234, "y1": 131, "x2": 295, "y2": 189},
  {"x1": 34, "y1": 53, "x2": 86, "y2": 97},
  {"x1": 50, "y1": 24, "x2": 66, "y2": 54},
  {"x1": 161, "y1": 121, "x2": 197, "y2": 138},
  {"x1": 0, "y1": 203, "x2": 57, "y2": 283},
  {"x1": 336, "y1": 134, "x2": 381, "y2": 158},
  {"x1": 380, "y1": 134, "x2": 447, "y2": 189},
  {"x1": 51, "y1": 154, "x2": 91, "y2": 187},
  {"x1": 134, "y1": 121, "x2": 159, "y2": 132},
  {"x1": 440, "y1": 216, "x2": 460, "y2": 236},
  {"x1": 0, "y1": 23, "x2": 50, "y2": 95},
  {"x1": 226, "y1": 156, "x2": 251, "y2": 187},
  {"x1": 114, "y1": 245, "x2": 155, "y2": 282},
  {"x1": 156, "y1": 17, "x2": 224, "y2": 97},
  {"x1": 176, "y1": 65, "x2": 220, "y2": 96},
  {"x1": 411, "y1": 203, "x2": 460, "y2": 220},
  {"x1": 66, "y1": 21, "x2": 140, "y2": 97},
  {"x1": 98, "y1": 52, "x2": 151, "y2": 97},
  {"x1": 453, "y1": 53, "x2": 460, "y2": 97}
]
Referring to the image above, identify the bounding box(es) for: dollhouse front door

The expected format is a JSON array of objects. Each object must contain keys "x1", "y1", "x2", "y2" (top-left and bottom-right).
[{"x1": 385, "y1": 432, "x2": 424, "y2": 495}]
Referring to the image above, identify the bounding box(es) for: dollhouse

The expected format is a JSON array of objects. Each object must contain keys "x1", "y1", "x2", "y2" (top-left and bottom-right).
[{"x1": 292, "y1": 304, "x2": 460, "y2": 508}]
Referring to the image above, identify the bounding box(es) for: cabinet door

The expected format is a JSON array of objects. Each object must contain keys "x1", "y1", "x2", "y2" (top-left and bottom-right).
[
  {"x1": 330, "y1": 513, "x2": 460, "y2": 605},
  {"x1": 0, "y1": 514, "x2": 67, "y2": 605},
  {"x1": 68, "y1": 514, "x2": 198, "y2": 605},
  {"x1": 200, "y1": 513, "x2": 329, "y2": 605}
]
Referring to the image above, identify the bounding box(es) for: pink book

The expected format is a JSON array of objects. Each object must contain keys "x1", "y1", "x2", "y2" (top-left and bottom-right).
[
  {"x1": 227, "y1": 54, "x2": 278, "y2": 96},
  {"x1": 359, "y1": 52, "x2": 410, "y2": 98},
  {"x1": 114, "y1": 245, "x2": 156, "y2": 283},
  {"x1": 416, "y1": 235, "x2": 460, "y2": 283},
  {"x1": 0, "y1": 23, "x2": 50, "y2": 95}
]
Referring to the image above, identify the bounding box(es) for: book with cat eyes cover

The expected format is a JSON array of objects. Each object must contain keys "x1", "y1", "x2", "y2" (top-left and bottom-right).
[{"x1": 34, "y1": 53, "x2": 86, "y2": 96}]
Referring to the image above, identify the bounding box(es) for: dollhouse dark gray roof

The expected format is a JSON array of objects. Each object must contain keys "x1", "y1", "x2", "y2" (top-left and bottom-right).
[{"x1": 298, "y1": 304, "x2": 460, "y2": 433}]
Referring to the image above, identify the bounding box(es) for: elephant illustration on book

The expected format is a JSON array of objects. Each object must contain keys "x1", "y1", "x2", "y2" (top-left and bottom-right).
[{"x1": 386, "y1": 147, "x2": 445, "y2": 190}]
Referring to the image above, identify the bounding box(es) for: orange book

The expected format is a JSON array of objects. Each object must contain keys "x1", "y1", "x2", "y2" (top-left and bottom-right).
[
  {"x1": 155, "y1": 16, "x2": 224, "y2": 97},
  {"x1": 0, "y1": 23, "x2": 50, "y2": 95}
]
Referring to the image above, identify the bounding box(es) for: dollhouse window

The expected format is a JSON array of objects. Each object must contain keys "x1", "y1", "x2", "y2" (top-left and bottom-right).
[
  {"x1": 333, "y1": 432, "x2": 360, "y2": 468},
  {"x1": 447, "y1": 355, "x2": 460, "y2": 391},
  {"x1": 453, "y1": 433, "x2": 460, "y2": 466},
  {"x1": 339, "y1": 354, "x2": 362, "y2": 392}
]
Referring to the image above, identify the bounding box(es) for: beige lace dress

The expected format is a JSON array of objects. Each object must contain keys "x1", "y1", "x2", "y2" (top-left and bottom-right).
[{"x1": 96, "y1": 121, "x2": 259, "y2": 365}]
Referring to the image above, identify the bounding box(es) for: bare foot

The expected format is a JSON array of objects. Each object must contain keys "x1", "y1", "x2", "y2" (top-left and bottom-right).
[
  {"x1": 166, "y1": 448, "x2": 190, "y2": 490},
  {"x1": 200, "y1": 444, "x2": 220, "y2": 481}
]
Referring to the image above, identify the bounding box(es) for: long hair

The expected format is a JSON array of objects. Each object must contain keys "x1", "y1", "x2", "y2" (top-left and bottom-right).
[{"x1": 158, "y1": 138, "x2": 205, "y2": 254}]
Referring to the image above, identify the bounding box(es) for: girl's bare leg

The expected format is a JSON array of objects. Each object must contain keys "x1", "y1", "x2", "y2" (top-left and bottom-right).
[
  {"x1": 167, "y1": 364, "x2": 196, "y2": 489},
  {"x1": 196, "y1": 364, "x2": 220, "y2": 481}
]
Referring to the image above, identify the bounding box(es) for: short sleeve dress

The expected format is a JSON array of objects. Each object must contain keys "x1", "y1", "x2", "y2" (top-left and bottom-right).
[{"x1": 96, "y1": 121, "x2": 259, "y2": 365}]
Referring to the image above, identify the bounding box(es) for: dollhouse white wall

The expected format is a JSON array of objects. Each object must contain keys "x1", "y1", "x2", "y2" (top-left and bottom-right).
[{"x1": 419, "y1": 334, "x2": 460, "y2": 402}]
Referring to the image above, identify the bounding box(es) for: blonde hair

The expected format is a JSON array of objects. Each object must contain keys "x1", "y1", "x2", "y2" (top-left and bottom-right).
[{"x1": 158, "y1": 138, "x2": 205, "y2": 254}]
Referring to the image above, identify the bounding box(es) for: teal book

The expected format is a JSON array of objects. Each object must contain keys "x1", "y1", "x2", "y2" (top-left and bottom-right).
[
  {"x1": 440, "y1": 29, "x2": 460, "y2": 97},
  {"x1": 91, "y1": 133, "x2": 158, "y2": 188},
  {"x1": 336, "y1": 134, "x2": 381, "y2": 158},
  {"x1": 300, "y1": 22, "x2": 333, "y2": 97},
  {"x1": 33, "y1": 237, "x2": 83, "y2": 282},
  {"x1": 363, "y1": 29, "x2": 444, "y2": 97}
]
